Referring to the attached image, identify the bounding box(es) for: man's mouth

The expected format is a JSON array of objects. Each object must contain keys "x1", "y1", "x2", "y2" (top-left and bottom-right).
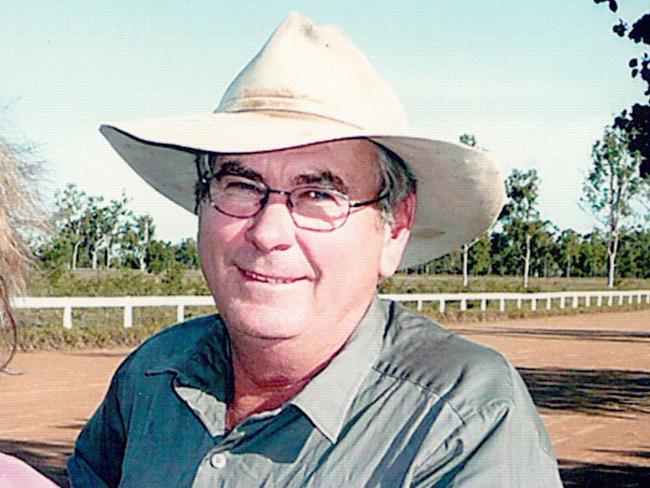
[{"x1": 238, "y1": 267, "x2": 304, "y2": 284}]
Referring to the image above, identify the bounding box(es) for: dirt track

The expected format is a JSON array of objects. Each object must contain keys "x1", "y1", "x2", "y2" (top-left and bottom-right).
[{"x1": 2, "y1": 310, "x2": 649, "y2": 487}]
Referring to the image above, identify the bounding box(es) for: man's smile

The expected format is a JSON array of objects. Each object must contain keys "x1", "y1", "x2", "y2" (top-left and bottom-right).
[{"x1": 237, "y1": 266, "x2": 308, "y2": 285}]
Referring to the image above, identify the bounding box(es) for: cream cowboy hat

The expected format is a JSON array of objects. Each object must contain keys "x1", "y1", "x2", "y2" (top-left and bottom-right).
[{"x1": 100, "y1": 12, "x2": 505, "y2": 269}]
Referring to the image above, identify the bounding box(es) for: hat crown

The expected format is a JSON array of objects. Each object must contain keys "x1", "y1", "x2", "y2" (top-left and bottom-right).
[{"x1": 216, "y1": 13, "x2": 410, "y2": 133}]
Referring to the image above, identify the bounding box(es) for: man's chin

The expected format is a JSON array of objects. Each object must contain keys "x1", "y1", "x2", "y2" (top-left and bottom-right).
[{"x1": 221, "y1": 302, "x2": 310, "y2": 341}]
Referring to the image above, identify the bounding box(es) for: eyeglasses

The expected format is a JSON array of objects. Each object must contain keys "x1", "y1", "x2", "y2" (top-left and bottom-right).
[{"x1": 201, "y1": 173, "x2": 387, "y2": 232}]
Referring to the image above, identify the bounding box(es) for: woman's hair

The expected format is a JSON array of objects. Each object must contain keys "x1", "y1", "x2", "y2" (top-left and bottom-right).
[{"x1": 0, "y1": 133, "x2": 44, "y2": 325}]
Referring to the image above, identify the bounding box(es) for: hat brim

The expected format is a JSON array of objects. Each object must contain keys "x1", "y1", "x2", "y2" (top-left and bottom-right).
[{"x1": 100, "y1": 111, "x2": 505, "y2": 269}]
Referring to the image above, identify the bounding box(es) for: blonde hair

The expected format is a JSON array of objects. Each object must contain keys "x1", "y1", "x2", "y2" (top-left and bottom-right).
[{"x1": 0, "y1": 134, "x2": 44, "y2": 321}]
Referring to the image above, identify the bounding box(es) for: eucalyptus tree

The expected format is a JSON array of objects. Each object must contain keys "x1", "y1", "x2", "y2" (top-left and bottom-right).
[
  {"x1": 123, "y1": 213, "x2": 156, "y2": 272},
  {"x1": 581, "y1": 122, "x2": 643, "y2": 287},
  {"x1": 557, "y1": 229, "x2": 582, "y2": 278},
  {"x1": 53, "y1": 184, "x2": 93, "y2": 270},
  {"x1": 579, "y1": 231, "x2": 608, "y2": 277},
  {"x1": 500, "y1": 169, "x2": 547, "y2": 288},
  {"x1": 593, "y1": 0, "x2": 650, "y2": 178}
]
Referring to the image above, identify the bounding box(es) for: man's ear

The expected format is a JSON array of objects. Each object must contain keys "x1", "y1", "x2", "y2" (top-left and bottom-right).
[{"x1": 379, "y1": 193, "x2": 417, "y2": 278}]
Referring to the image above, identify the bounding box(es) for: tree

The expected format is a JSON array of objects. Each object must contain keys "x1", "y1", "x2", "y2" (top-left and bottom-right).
[
  {"x1": 123, "y1": 213, "x2": 155, "y2": 272},
  {"x1": 532, "y1": 226, "x2": 559, "y2": 278},
  {"x1": 594, "y1": 0, "x2": 650, "y2": 178},
  {"x1": 557, "y1": 229, "x2": 582, "y2": 278},
  {"x1": 52, "y1": 184, "x2": 94, "y2": 270},
  {"x1": 581, "y1": 122, "x2": 643, "y2": 287},
  {"x1": 468, "y1": 232, "x2": 492, "y2": 276},
  {"x1": 500, "y1": 169, "x2": 548, "y2": 288},
  {"x1": 616, "y1": 226, "x2": 650, "y2": 277},
  {"x1": 90, "y1": 194, "x2": 129, "y2": 269},
  {"x1": 578, "y1": 230, "x2": 608, "y2": 277},
  {"x1": 175, "y1": 238, "x2": 200, "y2": 269}
]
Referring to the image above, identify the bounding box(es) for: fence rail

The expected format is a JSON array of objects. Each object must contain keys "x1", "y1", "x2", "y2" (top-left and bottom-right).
[{"x1": 12, "y1": 290, "x2": 650, "y2": 329}]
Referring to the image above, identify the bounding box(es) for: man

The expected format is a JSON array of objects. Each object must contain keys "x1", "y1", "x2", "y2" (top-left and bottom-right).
[{"x1": 69, "y1": 13, "x2": 562, "y2": 487}]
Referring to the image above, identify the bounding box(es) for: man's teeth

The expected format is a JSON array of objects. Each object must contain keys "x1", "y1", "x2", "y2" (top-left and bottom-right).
[{"x1": 244, "y1": 270, "x2": 296, "y2": 284}]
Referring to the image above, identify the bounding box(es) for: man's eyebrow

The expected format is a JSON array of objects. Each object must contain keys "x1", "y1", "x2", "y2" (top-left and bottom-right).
[
  {"x1": 213, "y1": 160, "x2": 263, "y2": 182},
  {"x1": 293, "y1": 171, "x2": 348, "y2": 193}
]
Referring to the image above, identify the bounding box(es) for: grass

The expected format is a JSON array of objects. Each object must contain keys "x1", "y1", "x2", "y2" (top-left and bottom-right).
[{"x1": 14, "y1": 270, "x2": 650, "y2": 351}]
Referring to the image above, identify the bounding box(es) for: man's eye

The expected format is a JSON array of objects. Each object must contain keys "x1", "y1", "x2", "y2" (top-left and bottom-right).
[
  {"x1": 227, "y1": 181, "x2": 258, "y2": 191},
  {"x1": 298, "y1": 189, "x2": 339, "y2": 203},
  {"x1": 221, "y1": 178, "x2": 263, "y2": 194}
]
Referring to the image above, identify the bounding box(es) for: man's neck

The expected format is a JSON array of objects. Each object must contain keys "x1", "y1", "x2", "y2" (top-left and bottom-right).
[{"x1": 224, "y1": 304, "x2": 371, "y2": 431}]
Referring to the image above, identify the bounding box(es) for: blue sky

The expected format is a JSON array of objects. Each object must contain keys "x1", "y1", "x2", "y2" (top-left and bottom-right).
[{"x1": 2, "y1": 0, "x2": 647, "y2": 243}]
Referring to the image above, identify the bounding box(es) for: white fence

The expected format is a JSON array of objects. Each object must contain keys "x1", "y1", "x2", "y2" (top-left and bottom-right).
[{"x1": 12, "y1": 290, "x2": 650, "y2": 329}]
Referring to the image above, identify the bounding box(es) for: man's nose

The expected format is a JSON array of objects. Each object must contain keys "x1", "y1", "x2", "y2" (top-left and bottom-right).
[{"x1": 244, "y1": 195, "x2": 297, "y2": 252}]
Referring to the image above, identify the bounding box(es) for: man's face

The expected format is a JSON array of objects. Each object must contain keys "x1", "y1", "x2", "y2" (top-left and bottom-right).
[{"x1": 198, "y1": 139, "x2": 410, "y2": 342}]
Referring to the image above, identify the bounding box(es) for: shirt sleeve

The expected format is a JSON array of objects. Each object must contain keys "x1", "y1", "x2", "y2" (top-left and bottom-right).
[
  {"x1": 411, "y1": 369, "x2": 563, "y2": 487},
  {"x1": 67, "y1": 368, "x2": 128, "y2": 488}
]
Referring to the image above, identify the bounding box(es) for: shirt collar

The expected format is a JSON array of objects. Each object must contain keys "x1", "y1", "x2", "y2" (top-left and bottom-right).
[
  {"x1": 144, "y1": 298, "x2": 389, "y2": 443},
  {"x1": 290, "y1": 297, "x2": 389, "y2": 443},
  {"x1": 145, "y1": 316, "x2": 233, "y2": 403}
]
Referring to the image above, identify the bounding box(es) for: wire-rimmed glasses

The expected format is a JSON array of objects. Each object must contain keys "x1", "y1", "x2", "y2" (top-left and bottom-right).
[{"x1": 202, "y1": 174, "x2": 387, "y2": 232}]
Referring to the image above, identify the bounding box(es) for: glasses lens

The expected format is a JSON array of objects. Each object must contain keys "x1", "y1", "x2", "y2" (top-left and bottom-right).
[
  {"x1": 211, "y1": 175, "x2": 266, "y2": 217},
  {"x1": 290, "y1": 188, "x2": 349, "y2": 231}
]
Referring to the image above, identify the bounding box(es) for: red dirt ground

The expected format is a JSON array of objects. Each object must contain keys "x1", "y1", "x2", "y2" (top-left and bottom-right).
[{"x1": 1, "y1": 310, "x2": 649, "y2": 487}]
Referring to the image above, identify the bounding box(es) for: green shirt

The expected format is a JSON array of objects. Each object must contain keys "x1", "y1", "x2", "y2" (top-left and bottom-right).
[{"x1": 69, "y1": 298, "x2": 562, "y2": 487}]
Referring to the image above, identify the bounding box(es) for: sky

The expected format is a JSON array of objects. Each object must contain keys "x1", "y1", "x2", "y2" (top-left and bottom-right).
[{"x1": 1, "y1": 0, "x2": 647, "y2": 243}]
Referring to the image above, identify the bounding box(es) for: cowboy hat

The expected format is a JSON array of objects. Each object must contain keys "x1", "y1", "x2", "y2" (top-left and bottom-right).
[{"x1": 100, "y1": 12, "x2": 505, "y2": 269}]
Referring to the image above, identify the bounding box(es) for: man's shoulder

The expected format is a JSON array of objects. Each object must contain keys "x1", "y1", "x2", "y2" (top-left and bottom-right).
[
  {"x1": 376, "y1": 302, "x2": 521, "y2": 417},
  {"x1": 116, "y1": 314, "x2": 223, "y2": 378}
]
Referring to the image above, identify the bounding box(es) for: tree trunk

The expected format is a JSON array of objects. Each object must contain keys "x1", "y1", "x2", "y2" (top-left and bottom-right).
[
  {"x1": 91, "y1": 248, "x2": 98, "y2": 270},
  {"x1": 71, "y1": 241, "x2": 81, "y2": 270},
  {"x1": 523, "y1": 234, "x2": 531, "y2": 289},
  {"x1": 106, "y1": 237, "x2": 113, "y2": 269},
  {"x1": 607, "y1": 232, "x2": 619, "y2": 288},
  {"x1": 462, "y1": 244, "x2": 469, "y2": 287}
]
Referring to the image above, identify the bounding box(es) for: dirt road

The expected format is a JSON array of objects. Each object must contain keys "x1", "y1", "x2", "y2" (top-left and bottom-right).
[{"x1": 2, "y1": 310, "x2": 649, "y2": 486}]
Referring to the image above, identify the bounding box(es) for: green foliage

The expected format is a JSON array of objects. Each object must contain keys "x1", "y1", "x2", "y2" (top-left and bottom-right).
[
  {"x1": 581, "y1": 121, "x2": 646, "y2": 287},
  {"x1": 27, "y1": 268, "x2": 209, "y2": 297},
  {"x1": 582, "y1": 124, "x2": 642, "y2": 223},
  {"x1": 36, "y1": 183, "x2": 201, "y2": 275},
  {"x1": 498, "y1": 169, "x2": 552, "y2": 287}
]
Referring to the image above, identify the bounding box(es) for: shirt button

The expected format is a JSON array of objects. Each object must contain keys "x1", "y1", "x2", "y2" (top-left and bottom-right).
[{"x1": 210, "y1": 453, "x2": 227, "y2": 469}]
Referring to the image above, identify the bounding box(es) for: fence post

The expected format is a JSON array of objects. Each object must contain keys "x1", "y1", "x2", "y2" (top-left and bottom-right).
[
  {"x1": 531, "y1": 298, "x2": 537, "y2": 311},
  {"x1": 177, "y1": 304, "x2": 185, "y2": 323},
  {"x1": 439, "y1": 300, "x2": 445, "y2": 313},
  {"x1": 608, "y1": 295, "x2": 613, "y2": 306},
  {"x1": 480, "y1": 298, "x2": 487, "y2": 311},
  {"x1": 597, "y1": 295, "x2": 602, "y2": 307},
  {"x1": 124, "y1": 304, "x2": 133, "y2": 328},
  {"x1": 572, "y1": 296, "x2": 579, "y2": 308},
  {"x1": 516, "y1": 298, "x2": 522, "y2": 309},
  {"x1": 585, "y1": 296, "x2": 591, "y2": 307},
  {"x1": 460, "y1": 299, "x2": 467, "y2": 311},
  {"x1": 63, "y1": 305, "x2": 73, "y2": 329},
  {"x1": 499, "y1": 298, "x2": 505, "y2": 312},
  {"x1": 560, "y1": 297, "x2": 565, "y2": 309}
]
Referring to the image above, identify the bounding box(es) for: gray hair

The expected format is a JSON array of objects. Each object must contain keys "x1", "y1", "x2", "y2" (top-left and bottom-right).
[
  {"x1": 373, "y1": 143, "x2": 417, "y2": 223},
  {"x1": 194, "y1": 141, "x2": 417, "y2": 219}
]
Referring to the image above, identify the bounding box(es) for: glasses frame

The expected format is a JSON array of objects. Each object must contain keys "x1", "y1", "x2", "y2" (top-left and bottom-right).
[{"x1": 200, "y1": 173, "x2": 388, "y2": 232}]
